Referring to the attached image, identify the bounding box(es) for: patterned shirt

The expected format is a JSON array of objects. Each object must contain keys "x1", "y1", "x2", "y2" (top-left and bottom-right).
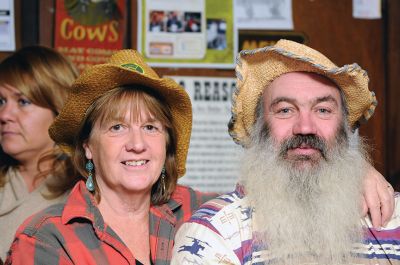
[
  {"x1": 5, "y1": 180, "x2": 216, "y2": 265},
  {"x1": 172, "y1": 185, "x2": 400, "y2": 265}
]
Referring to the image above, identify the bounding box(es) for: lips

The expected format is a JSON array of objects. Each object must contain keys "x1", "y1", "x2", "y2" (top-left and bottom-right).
[
  {"x1": 291, "y1": 143, "x2": 318, "y2": 151},
  {"x1": 296, "y1": 143, "x2": 314, "y2": 149},
  {"x1": 289, "y1": 146, "x2": 320, "y2": 156},
  {"x1": 279, "y1": 135, "x2": 327, "y2": 159},
  {"x1": 1, "y1": 131, "x2": 19, "y2": 136}
]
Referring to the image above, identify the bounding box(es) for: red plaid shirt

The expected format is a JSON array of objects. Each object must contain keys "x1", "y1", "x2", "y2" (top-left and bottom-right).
[{"x1": 5, "y1": 180, "x2": 216, "y2": 265}]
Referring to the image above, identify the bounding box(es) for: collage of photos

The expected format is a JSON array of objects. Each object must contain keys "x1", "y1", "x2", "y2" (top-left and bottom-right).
[
  {"x1": 146, "y1": 7, "x2": 206, "y2": 59},
  {"x1": 148, "y1": 10, "x2": 227, "y2": 51},
  {"x1": 149, "y1": 10, "x2": 202, "y2": 33},
  {"x1": 141, "y1": 0, "x2": 235, "y2": 67}
]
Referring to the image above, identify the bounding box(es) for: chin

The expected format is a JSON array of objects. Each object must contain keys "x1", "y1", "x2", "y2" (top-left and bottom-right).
[
  {"x1": 1, "y1": 148, "x2": 23, "y2": 157},
  {"x1": 121, "y1": 182, "x2": 153, "y2": 192},
  {"x1": 287, "y1": 155, "x2": 323, "y2": 171}
]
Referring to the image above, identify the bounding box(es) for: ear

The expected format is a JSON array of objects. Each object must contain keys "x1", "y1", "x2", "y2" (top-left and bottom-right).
[{"x1": 83, "y1": 142, "x2": 93, "y2": 160}]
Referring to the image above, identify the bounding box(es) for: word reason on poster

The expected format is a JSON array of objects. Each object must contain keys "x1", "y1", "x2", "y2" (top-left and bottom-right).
[{"x1": 170, "y1": 76, "x2": 242, "y2": 193}]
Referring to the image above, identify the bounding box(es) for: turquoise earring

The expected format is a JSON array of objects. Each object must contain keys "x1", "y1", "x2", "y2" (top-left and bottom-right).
[{"x1": 85, "y1": 160, "x2": 95, "y2": 192}]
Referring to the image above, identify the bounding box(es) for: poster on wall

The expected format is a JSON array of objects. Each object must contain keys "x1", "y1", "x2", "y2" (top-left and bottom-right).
[
  {"x1": 170, "y1": 76, "x2": 242, "y2": 193},
  {"x1": 54, "y1": 0, "x2": 127, "y2": 71},
  {"x1": 235, "y1": 0, "x2": 293, "y2": 30},
  {"x1": 238, "y1": 30, "x2": 306, "y2": 51},
  {"x1": 352, "y1": 0, "x2": 381, "y2": 19},
  {"x1": 138, "y1": 0, "x2": 237, "y2": 68},
  {"x1": 0, "y1": 0, "x2": 15, "y2": 51}
]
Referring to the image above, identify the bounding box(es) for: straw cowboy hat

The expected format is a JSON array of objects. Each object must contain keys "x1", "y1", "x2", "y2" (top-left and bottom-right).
[
  {"x1": 229, "y1": 39, "x2": 377, "y2": 147},
  {"x1": 49, "y1": 50, "x2": 192, "y2": 177}
]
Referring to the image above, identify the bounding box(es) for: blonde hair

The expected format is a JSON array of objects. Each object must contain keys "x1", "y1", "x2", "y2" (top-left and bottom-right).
[
  {"x1": 0, "y1": 46, "x2": 80, "y2": 195},
  {"x1": 74, "y1": 86, "x2": 178, "y2": 205}
]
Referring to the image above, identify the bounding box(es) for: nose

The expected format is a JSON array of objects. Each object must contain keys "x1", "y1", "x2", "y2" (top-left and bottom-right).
[
  {"x1": 125, "y1": 128, "x2": 146, "y2": 153},
  {"x1": 292, "y1": 111, "x2": 317, "y2": 136},
  {"x1": 0, "y1": 101, "x2": 16, "y2": 124}
]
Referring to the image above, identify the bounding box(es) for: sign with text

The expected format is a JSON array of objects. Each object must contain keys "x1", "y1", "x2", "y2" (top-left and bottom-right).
[
  {"x1": 238, "y1": 30, "x2": 306, "y2": 51},
  {"x1": 170, "y1": 76, "x2": 242, "y2": 193},
  {"x1": 54, "y1": 0, "x2": 127, "y2": 71}
]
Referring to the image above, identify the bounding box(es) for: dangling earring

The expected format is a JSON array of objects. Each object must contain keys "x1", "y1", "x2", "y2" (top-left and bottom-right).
[
  {"x1": 160, "y1": 167, "x2": 166, "y2": 195},
  {"x1": 85, "y1": 160, "x2": 95, "y2": 192}
]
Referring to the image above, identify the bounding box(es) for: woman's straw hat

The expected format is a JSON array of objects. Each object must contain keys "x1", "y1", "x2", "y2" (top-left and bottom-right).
[
  {"x1": 49, "y1": 50, "x2": 192, "y2": 177},
  {"x1": 229, "y1": 39, "x2": 377, "y2": 147}
]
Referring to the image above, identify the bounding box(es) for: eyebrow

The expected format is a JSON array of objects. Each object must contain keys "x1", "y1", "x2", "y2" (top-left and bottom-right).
[
  {"x1": 314, "y1": 95, "x2": 339, "y2": 106},
  {"x1": 270, "y1": 95, "x2": 339, "y2": 109},
  {"x1": 0, "y1": 91, "x2": 24, "y2": 98},
  {"x1": 270, "y1": 97, "x2": 294, "y2": 107}
]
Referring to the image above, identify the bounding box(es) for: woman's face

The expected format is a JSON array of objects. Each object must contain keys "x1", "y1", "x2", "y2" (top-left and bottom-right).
[
  {"x1": 0, "y1": 84, "x2": 55, "y2": 163},
  {"x1": 83, "y1": 107, "x2": 167, "y2": 197}
]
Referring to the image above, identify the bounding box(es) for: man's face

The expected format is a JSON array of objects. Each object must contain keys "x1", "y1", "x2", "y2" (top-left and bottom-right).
[
  {"x1": 243, "y1": 72, "x2": 363, "y2": 265},
  {"x1": 263, "y1": 72, "x2": 344, "y2": 168}
]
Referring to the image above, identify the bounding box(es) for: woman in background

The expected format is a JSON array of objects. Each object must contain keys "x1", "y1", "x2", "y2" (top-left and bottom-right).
[{"x1": 0, "y1": 46, "x2": 80, "y2": 260}]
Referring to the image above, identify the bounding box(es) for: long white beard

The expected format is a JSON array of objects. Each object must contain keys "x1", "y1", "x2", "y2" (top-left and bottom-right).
[{"x1": 240, "y1": 125, "x2": 368, "y2": 265}]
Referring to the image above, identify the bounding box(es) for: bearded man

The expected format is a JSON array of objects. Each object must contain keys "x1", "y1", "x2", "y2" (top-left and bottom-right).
[{"x1": 171, "y1": 40, "x2": 400, "y2": 265}]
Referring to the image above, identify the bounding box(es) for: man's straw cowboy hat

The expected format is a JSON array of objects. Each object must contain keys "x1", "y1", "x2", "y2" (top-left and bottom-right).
[{"x1": 229, "y1": 39, "x2": 377, "y2": 147}]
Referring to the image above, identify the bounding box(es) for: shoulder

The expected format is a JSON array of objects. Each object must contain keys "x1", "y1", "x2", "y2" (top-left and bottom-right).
[
  {"x1": 178, "y1": 187, "x2": 250, "y2": 239},
  {"x1": 172, "y1": 189, "x2": 250, "y2": 265},
  {"x1": 13, "y1": 202, "x2": 66, "y2": 243},
  {"x1": 170, "y1": 185, "x2": 218, "y2": 212},
  {"x1": 6, "y1": 203, "x2": 78, "y2": 265},
  {"x1": 164, "y1": 185, "x2": 217, "y2": 224},
  {"x1": 190, "y1": 188, "x2": 246, "y2": 223}
]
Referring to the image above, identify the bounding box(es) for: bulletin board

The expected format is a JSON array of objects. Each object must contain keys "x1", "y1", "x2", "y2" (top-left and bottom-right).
[{"x1": 38, "y1": 0, "x2": 389, "y2": 191}]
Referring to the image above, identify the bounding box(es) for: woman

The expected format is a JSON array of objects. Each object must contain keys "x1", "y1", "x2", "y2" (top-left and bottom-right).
[
  {"x1": 4, "y1": 50, "x2": 394, "y2": 265},
  {"x1": 5, "y1": 49, "x2": 215, "y2": 265},
  {"x1": 0, "y1": 46, "x2": 80, "y2": 260}
]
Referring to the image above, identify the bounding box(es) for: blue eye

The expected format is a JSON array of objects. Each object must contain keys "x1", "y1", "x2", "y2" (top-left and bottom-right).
[
  {"x1": 18, "y1": 98, "x2": 31, "y2": 106},
  {"x1": 318, "y1": 108, "x2": 331, "y2": 114},
  {"x1": 275, "y1": 107, "x2": 294, "y2": 117},
  {"x1": 0, "y1": 98, "x2": 5, "y2": 106}
]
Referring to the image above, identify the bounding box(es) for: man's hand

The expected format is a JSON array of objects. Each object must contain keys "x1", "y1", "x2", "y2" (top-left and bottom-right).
[{"x1": 361, "y1": 164, "x2": 395, "y2": 230}]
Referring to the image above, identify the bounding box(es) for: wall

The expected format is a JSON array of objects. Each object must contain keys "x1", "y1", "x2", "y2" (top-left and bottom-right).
[
  {"x1": 387, "y1": 0, "x2": 400, "y2": 187},
  {"x1": 2, "y1": 0, "x2": 400, "y2": 179}
]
